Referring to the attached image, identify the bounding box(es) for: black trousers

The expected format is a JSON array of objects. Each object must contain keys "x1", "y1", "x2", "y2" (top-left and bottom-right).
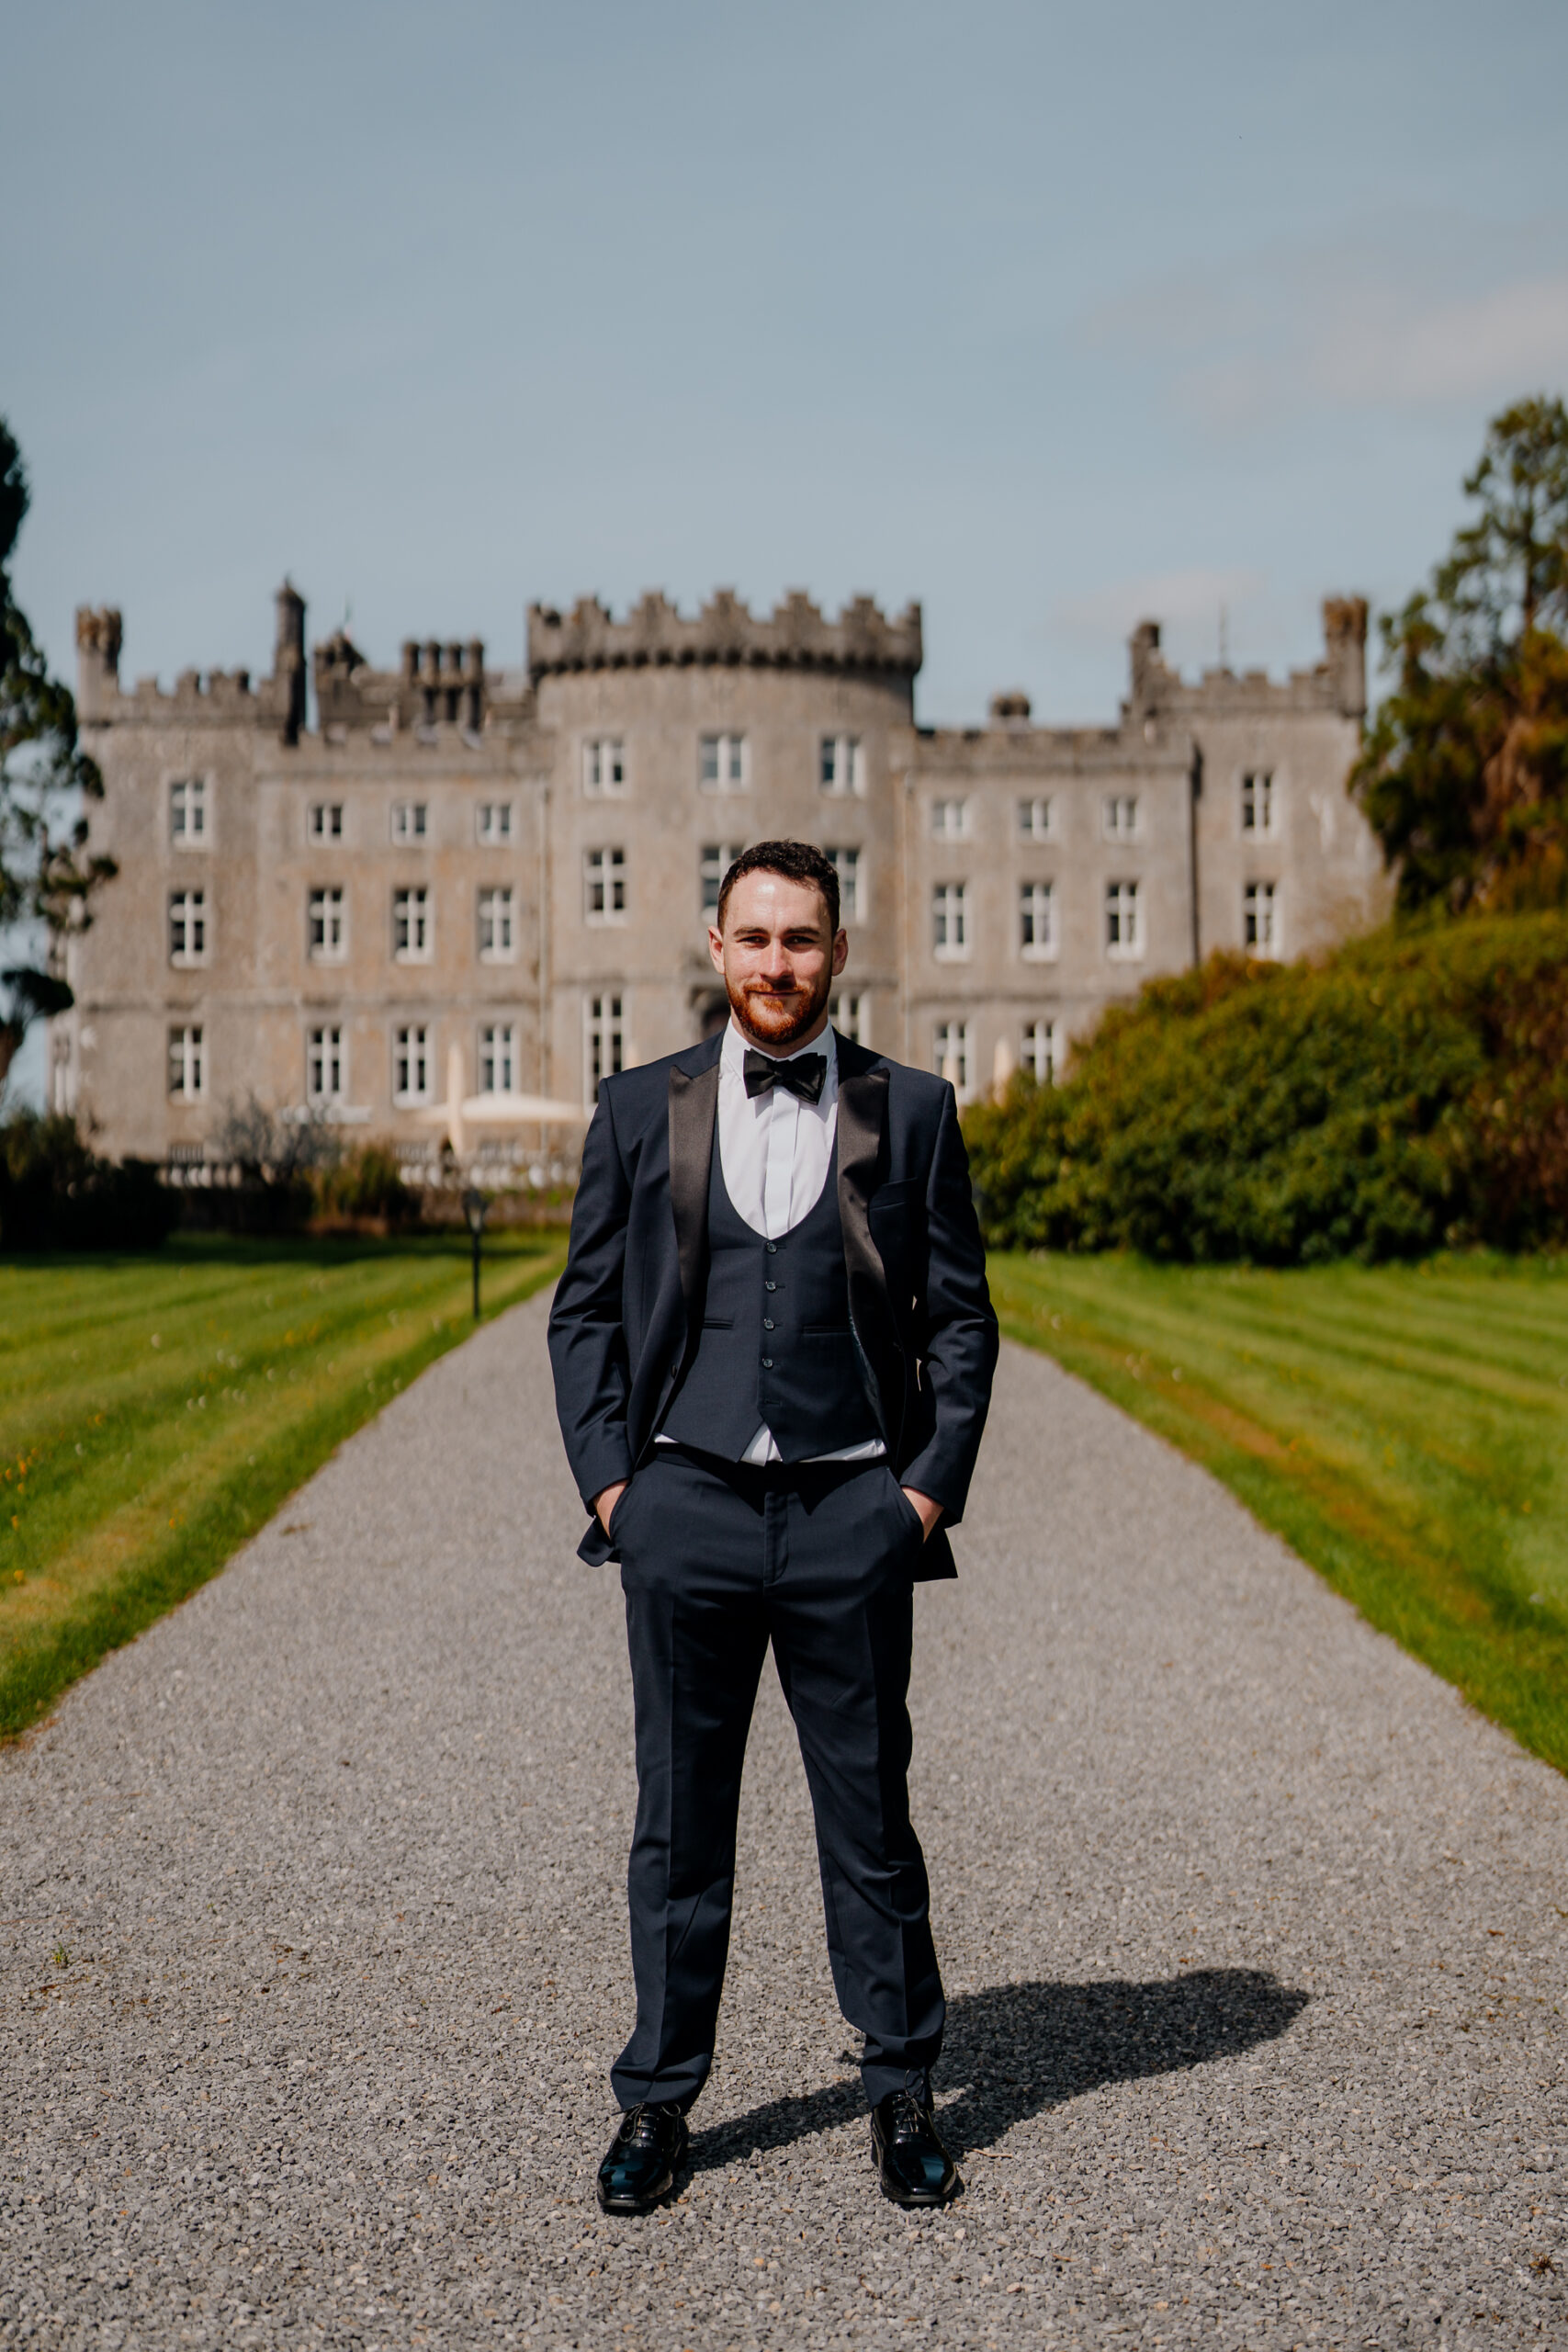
[{"x1": 609, "y1": 1444, "x2": 945, "y2": 2112}]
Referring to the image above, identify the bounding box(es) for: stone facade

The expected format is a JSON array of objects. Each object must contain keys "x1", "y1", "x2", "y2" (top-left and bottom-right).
[{"x1": 58, "y1": 580, "x2": 1391, "y2": 1164}]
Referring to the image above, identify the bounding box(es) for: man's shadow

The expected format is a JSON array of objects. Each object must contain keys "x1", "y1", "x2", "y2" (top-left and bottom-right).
[{"x1": 687, "y1": 1971, "x2": 1308, "y2": 2172}]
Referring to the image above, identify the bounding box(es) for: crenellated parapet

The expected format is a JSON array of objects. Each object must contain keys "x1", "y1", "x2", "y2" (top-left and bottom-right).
[
  {"x1": 1124, "y1": 596, "x2": 1368, "y2": 726},
  {"x1": 525, "y1": 588, "x2": 923, "y2": 685}
]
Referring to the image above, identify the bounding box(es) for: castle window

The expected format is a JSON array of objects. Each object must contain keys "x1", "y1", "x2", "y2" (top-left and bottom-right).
[
  {"x1": 1241, "y1": 772, "x2": 1276, "y2": 834},
  {"x1": 1022, "y1": 1019, "x2": 1057, "y2": 1083},
  {"x1": 168, "y1": 889, "x2": 209, "y2": 966},
  {"x1": 309, "y1": 802, "x2": 344, "y2": 842},
  {"x1": 170, "y1": 777, "x2": 209, "y2": 845},
  {"x1": 307, "y1": 1025, "x2": 345, "y2": 1105},
  {"x1": 168, "y1": 1024, "x2": 206, "y2": 1101},
  {"x1": 933, "y1": 1020, "x2": 972, "y2": 1100},
  {"x1": 1244, "y1": 880, "x2": 1280, "y2": 957},
  {"x1": 583, "y1": 741, "x2": 626, "y2": 797},
  {"x1": 478, "y1": 886, "x2": 516, "y2": 962},
  {"x1": 586, "y1": 993, "x2": 624, "y2": 1101},
  {"x1": 393, "y1": 1024, "x2": 432, "y2": 1106},
  {"x1": 699, "y1": 734, "x2": 748, "y2": 794},
  {"x1": 585, "y1": 847, "x2": 626, "y2": 923},
  {"x1": 309, "y1": 888, "x2": 347, "y2": 962},
  {"x1": 831, "y1": 992, "x2": 867, "y2": 1046},
  {"x1": 1104, "y1": 794, "x2": 1139, "y2": 840},
  {"x1": 700, "y1": 842, "x2": 743, "y2": 919},
  {"x1": 826, "y1": 846, "x2": 863, "y2": 921},
  {"x1": 1020, "y1": 881, "x2": 1055, "y2": 960},
  {"x1": 393, "y1": 887, "x2": 432, "y2": 961},
  {"x1": 477, "y1": 800, "x2": 514, "y2": 843},
  {"x1": 820, "y1": 736, "x2": 864, "y2": 796},
  {"x1": 391, "y1": 802, "x2": 427, "y2": 844},
  {"x1": 931, "y1": 797, "x2": 969, "y2": 840},
  {"x1": 1106, "y1": 879, "x2": 1142, "y2": 959},
  {"x1": 932, "y1": 882, "x2": 969, "y2": 960},
  {"x1": 479, "y1": 1022, "x2": 518, "y2": 1094},
  {"x1": 1019, "y1": 796, "x2": 1053, "y2": 842}
]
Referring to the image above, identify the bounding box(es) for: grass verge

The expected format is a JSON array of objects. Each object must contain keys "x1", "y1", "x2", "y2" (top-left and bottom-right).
[
  {"x1": 0, "y1": 1230, "x2": 565, "y2": 1737},
  {"x1": 988, "y1": 1250, "x2": 1568, "y2": 1774}
]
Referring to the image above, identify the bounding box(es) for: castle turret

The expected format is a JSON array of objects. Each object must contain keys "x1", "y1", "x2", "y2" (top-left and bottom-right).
[
  {"x1": 274, "y1": 579, "x2": 307, "y2": 745},
  {"x1": 1321, "y1": 595, "x2": 1368, "y2": 719},
  {"x1": 74, "y1": 606, "x2": 122, "y2": 721}
]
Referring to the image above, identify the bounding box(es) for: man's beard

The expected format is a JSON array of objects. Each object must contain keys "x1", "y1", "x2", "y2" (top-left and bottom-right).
[{"x1": 726, "y1": 966, "x2": 832, "y2": 1051}]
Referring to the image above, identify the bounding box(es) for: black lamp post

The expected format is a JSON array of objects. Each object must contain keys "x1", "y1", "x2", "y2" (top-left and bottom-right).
[{"x1": 461, "y1": 1186, "x2": 489, "y2": 1322}]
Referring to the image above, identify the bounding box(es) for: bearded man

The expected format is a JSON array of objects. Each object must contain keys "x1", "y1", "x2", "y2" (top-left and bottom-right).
[{"x1": 547, "y1": 839, "x2": 998, "y2": 2215}]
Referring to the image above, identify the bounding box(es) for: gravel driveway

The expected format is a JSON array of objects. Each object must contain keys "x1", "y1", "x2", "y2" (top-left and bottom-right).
[{"x1": 2, "y1": 1290, "x2": 1564, "y2": 2350}]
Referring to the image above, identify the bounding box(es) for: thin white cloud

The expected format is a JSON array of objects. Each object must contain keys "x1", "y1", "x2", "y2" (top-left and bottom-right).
[
  {"x1": 1082, "y1": 224, "x2": 1568, "y2": 430},
  {"x1": 1055, "y1": 565, "x2": 1266, "y2": 643}
]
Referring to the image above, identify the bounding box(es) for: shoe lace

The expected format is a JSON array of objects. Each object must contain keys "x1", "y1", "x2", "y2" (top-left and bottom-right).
[
  {"x1": 888, "y1": 2087, "x2": 929, "y2": 2140},
  {"x1": 624, "y1": 2101, "x2": 679, "y2": 2148}
]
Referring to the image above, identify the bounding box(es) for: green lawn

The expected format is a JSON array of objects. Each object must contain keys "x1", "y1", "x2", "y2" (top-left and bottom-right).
[
  {"x1": 0, "y1": 1231, "x2": 565, "y2": 1737},
  {"x1": 988, "y1": 1250, "x2": 1568, "y2": 1774}
]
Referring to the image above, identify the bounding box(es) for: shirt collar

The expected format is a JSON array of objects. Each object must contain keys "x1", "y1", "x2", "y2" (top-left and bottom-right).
[{"x1": 722, "y1": 1017, "x2": 838, "y2": 1086}]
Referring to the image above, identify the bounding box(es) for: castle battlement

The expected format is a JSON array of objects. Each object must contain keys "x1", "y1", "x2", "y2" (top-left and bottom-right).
[
  {"x1": 525, "y1": 589, "x2": 923, "y2": 685},
  {"x1": 1125, "y1": 596, "x2": 1368, "y2": 724}
]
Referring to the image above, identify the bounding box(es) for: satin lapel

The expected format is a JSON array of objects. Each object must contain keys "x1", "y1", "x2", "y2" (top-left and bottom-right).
[
  {"x1": 668, "y1": 1056, "x2": 718, "y2": 1364},
  {"x1": 836, "y1": 1058, "x2": 903, "y2": 1454}
]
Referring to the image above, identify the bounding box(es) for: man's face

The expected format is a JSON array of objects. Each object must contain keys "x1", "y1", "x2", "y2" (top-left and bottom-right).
[{"x1": 709, "y1": 868, "x2": 849, "y2": 1050}]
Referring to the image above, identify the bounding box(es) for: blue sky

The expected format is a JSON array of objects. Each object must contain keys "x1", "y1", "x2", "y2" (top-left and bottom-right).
[{"x1": 5, "y1": 0, "x2": 1567, "y2": 734}]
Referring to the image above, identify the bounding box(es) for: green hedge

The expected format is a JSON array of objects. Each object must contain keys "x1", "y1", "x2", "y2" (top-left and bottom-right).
[
  {"x1": 963, "y1": 911, "x2": 1568, "y2": 1263},
  {"x1": 0, "y1": 1111, "x2": 175, "y2": 1250}
]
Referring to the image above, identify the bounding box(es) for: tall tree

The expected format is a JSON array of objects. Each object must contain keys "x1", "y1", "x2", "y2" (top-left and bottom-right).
[
  {"x1": 1352, "y1": 395, "x2": 1568, "y2": 913},
  {"x1": 0, "y1": 416, "x2": 115, "y2": 1087}
]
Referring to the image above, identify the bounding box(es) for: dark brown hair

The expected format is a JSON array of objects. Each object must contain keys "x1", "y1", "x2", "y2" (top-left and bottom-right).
[{"x1": 716, "y1": 840, "x2": 840, "y2": 934}]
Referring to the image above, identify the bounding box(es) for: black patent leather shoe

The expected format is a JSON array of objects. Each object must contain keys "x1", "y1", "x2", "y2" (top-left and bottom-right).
[
  {"x1": 596, "y1": 2101, "x2": 688, "y2": 2215},
  {"x1": 871, "y1": 2088, "x2": 961, "y2": 2209}
]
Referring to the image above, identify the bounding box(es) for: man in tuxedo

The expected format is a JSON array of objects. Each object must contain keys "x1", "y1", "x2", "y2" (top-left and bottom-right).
[{"x1": 548, "y1": 839, "x2": 998, "y2": 2214}]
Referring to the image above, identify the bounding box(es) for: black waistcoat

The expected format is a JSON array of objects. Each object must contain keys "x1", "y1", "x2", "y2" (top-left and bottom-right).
[{"x1": 660, "y1": 1123, "x2": 881, "y2": 1463}]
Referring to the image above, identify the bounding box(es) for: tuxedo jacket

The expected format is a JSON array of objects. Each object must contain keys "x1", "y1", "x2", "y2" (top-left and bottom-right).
[{"x1": 547, "y1": 1028, "x2": 999, "y2": 1580}]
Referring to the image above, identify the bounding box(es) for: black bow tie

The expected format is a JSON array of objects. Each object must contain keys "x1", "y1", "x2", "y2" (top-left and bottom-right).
[{"x1": 743, "y1": 1047, "x2": 827, "y2": 1105}]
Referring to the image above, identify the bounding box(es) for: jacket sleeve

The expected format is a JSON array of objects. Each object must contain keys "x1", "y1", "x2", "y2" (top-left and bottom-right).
[
  {"x1": 897, "y1": 1082, "x2": 999, "y2": 1523},
  {"x1": 547, "y1": 1086, "x2": 637, "y2": 1510}
]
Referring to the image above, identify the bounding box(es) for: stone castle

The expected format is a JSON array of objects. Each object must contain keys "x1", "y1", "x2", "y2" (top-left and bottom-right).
[{"x1": 59, "y1": 580, "x2": 1391, "y2": 1167}]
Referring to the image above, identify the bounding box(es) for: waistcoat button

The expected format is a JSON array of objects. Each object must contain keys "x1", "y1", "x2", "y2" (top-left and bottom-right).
[
  {"x1": 765, "y1": 1240, "x2": 778, "y2": 1254},
  {"x1": 762, "y1": 1318, "x2": 774, "y2": 1330},
  {"x1": 761, "y1": 1356, "x2": 773, "y2": 1369},
  {"x1": 764, "y1": 1281, "x2": 777, "y2": 1292}
]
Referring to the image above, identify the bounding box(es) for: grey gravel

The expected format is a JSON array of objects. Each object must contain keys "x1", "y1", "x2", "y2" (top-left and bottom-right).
[{"x1": 2, "y1": 1291, "x2": 1566, "y2": 2351}]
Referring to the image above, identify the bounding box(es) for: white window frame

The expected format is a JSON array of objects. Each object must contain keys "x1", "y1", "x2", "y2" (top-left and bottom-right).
[
  {"x1": 309, "y1": 801, "x2": 344, "y2": 842},
  {"x1": 826, "y1": 845, "x2": 863, "y2": 921},
  {"x1": 1020, "y1": 880, "x2": 1056, "y2": 961},
  {"x1": 699, "y1": 734, "x2": 749, "y2": 795},
  {"x1": 390, "y1": 801, "x2": 428, "y2": 844},
  {"x1": 931, "y1": 797, "x2": 969, "y2": 841},
  {"x1": 392, "y1": 1023, "x2": 433, "y2": 1107},
  {"x1": 831, "y1": 992, "x2": 867, "y2": 1046},
  {"x1": 819, "y1": 735, "x2": 864, "y2": 797},
  {"x1": 585, "y1": 992, "x2": 625, "y2": 1102},
  {"x1": 1244, "y1": 879, "x2": 1280, "y2": 958},
  {"x1": 477, "y1": 800, "x2": 514, "y2": 844},
  {"x1": 1019, "y1": 795, "x2": 1053, "y2": 842},
  {"x1": 582, "y1": 740, "x2": 626, "y2": 797},
  {"x1": 167, "y1": 1023, "x2": 206, "y2": 1101},
  {"x1": 170, "y1": 777, "x2": 209, "y2": 847},
  {"x1": 392, "y1": 886, "x2": 432, "y2": 963},
  {"x1": 309, "y1": 886, "x2": 347, "y2": 963},
  {"x1": 307, "y1": 1025, "x2": 345, "y2": 1106},
  {"x1": 479, "y1": 1022, "x2": 518, "y2": 1095},
  {"x1": 1241, "y1": 771, "x2": 1276, "y2": 836},
  {"x1": 1103, "y1": 793, "x2": 1139, "y2": 841},
  {"x1": 1106, "y1": 879, "x2": 1143, "y2": 960},
  {"x1": 478, "y1": 885, "x2": 516, "y2": 963},
  {"x1": 168, "y1": 888, "x2": 209, "y2": 967},
  {"x1": 584, "y1": 847, "x2": 626, "y2": 924},
  {"x1": 932, "y1": 881, "x2": 970, "y2": 961},
  {"x1": 933, "y1": 1020, "x2": 973, "y2": 1101},
  {"x1": 1021, "y1": 1019, "x2": 1057, "y2": 1084},
  {"x1": 700, "y1": 842, "x2": 743, "y2": 919}
]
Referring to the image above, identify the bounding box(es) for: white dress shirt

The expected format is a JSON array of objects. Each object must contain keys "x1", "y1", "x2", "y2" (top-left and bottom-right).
[{"x1": 658, "y1": 1018, "x2": 886, "y2": 1465}]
